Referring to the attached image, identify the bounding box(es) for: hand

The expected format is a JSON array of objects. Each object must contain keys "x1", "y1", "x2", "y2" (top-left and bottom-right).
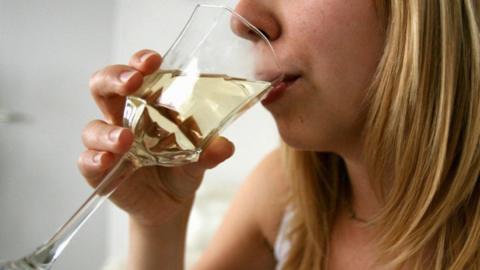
[{"x1": 77, "y1": 50, "x2": 235, "y2": 226}]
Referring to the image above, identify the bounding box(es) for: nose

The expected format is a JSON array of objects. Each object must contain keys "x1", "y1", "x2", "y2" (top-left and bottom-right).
[{"x1": 230, "y1": 1, "x2": 281, "y2": 42}]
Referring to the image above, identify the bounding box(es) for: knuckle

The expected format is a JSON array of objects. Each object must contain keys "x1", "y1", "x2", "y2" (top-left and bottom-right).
[
  {"x1": 82, "y1": 120, "x2": 106, "y2": 144},
  {"x1": 84, "y1": 119, "x2": 101, "y2": 133},
  {"x1": 89, "y1": 65, "x2": 124, "y2": 95}
]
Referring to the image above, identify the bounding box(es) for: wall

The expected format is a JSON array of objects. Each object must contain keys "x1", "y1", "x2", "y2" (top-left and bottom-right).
[{"x1": 0, "y1": 1, "x2": 116, "y2": 269}]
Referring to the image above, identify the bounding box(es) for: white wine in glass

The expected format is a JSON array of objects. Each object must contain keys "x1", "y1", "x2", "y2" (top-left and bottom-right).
[{"x1": 125, "y1": 69, "x2": 272, "y2": 166}]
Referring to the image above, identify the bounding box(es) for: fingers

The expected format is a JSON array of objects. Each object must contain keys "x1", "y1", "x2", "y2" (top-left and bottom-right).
[
  {"x1": 90, "y1": 50, "x2": 162, "y2": 98},
  {"x1": 89, "y1": 50, "x2": 162, "y2": 124},
  {"x1": 81, "y1": 120, "x2": 134, "y2": 154},
  {"x1": 77, "y1": 150, "x2": 115, "y2": 187},
  {"x1": 128, "y1": 49, "x2": 162, "y2": 74},
  {"x1": 90, "y1": 65, "x2": 143, "y2": 98},
  {"x1": 79, "y1": 120, "x2": 134, "y2": 187},
  {"x1": 199, "y1": 137, "x2": 236, "y2": 169}
]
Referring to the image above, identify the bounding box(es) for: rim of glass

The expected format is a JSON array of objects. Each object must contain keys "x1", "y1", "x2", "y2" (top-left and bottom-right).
[{"x1": 162, "y1": 3, "x2": 284, "y2": 84}]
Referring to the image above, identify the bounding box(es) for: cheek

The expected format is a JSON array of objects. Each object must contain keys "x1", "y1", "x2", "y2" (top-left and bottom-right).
[
  {"x1": 273, "y1": 0, "x2": 383, "y2": 151},
  {"x1": 286, "y1": 0, "x2": 384, "y2": 92}
]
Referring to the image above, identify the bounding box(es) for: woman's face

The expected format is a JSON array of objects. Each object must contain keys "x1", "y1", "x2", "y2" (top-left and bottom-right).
[{"x1": 233, "y1": 0, "x2": 385, "y2": 154}]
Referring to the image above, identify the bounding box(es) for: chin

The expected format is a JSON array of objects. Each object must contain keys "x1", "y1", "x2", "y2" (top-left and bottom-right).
[
  {"x1": 276, "y1": 122, "x2": 318, "y2": 151},
  {"x1": 274, "y1": 118, "x2": 341, "y2": 153}
]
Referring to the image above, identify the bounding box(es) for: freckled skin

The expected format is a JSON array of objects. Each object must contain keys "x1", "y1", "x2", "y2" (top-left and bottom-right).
[{"x1": 234, "y1": 0, "x2": 385, "y2": 155}]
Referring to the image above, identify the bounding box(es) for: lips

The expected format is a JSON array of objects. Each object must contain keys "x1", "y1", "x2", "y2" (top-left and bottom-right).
[
  {"x1": 282, "y1": 74, "x2": 301, "y2": 87},
  {"x1": 261, "y1": 74, "x2": 300, "y2": 106}
]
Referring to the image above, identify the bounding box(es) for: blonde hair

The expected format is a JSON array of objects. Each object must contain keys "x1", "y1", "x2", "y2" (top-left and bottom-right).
[{"x1": 282, "y1": 1, "x2": 480, "y2": 269}]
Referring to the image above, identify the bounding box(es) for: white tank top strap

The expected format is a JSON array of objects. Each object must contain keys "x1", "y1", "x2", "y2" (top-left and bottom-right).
[{"x1": 274, "y1": 205, "x2": 294, "y2": 270}]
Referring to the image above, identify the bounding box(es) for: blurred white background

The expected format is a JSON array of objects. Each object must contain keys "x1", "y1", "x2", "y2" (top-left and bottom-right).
[{"x1": 0, "y1": 1, "x2": 279, "y2": 269}]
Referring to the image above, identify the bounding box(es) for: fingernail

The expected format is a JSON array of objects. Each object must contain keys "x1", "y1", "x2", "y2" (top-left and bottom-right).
[
  {"x1": 140, "y1": 52, "x2": 156, "y2": 62},
  {"x1": 109, "y1": 128, "x2": 122, "y2": 142},
  {"x1": 93, "y1": 152, "x2": 102, "y2": 164},
  {"x1": 119, "y1": 70, "x2": 137, "y2": 83}
]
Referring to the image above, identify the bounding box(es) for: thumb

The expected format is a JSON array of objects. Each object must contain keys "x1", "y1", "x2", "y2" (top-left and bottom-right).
[
  {"x1": 198, "y1": 136, "x2": 235, "y2": 169},
  {"x1": 162, "y1": 137, "x2": 235, "y2": 201},
  {"x1": 181, "y1": 136, "x2": 235, "y2": 180}
]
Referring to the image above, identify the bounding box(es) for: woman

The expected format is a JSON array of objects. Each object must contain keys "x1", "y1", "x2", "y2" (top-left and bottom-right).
[{"x1": 79, "y1": 0, "x2": 480, "y2": 269}]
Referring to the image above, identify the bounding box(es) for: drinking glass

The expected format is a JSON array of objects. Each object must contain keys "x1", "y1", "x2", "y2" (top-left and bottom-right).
[{"x1": 0, "y1": 4, "x2": 283, "y2": 270}]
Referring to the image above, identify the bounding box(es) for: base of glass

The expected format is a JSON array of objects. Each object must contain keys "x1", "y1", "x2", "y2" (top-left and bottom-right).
[
  {"x1": 0, "y1": 258, "x2": 48, "y2": 270},
  {"x1": 129, "y1": 144, "x2": 201, "y2": 167},
  {"x1": 154, "y1": 150, "x2": 201, "y2": 166}
]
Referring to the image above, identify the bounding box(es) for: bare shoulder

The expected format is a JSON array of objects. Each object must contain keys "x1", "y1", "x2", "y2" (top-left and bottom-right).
[
  {"x1": 194, "y1": 148, "x2": 290, "y2": 269},
  {"x1": 245, "y1": 147, "x2": 290, "y2": 246}
]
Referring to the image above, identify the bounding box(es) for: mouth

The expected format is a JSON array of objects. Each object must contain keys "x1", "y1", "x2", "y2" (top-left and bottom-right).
[
  {"x1": 281, "y1": 73, "x2": 301, "y2": 86},
  {"x1": 261, "y1": 73, "x2": 301, "y2": 106}
]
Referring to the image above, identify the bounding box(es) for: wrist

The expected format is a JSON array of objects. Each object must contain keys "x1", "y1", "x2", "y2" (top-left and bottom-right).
[
  {"x1": 127, "y1": 197, "x2": 194, "y2": 270},
  {"x1": 130, "y1": 196, "x2": 195, "y2": 228}
]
